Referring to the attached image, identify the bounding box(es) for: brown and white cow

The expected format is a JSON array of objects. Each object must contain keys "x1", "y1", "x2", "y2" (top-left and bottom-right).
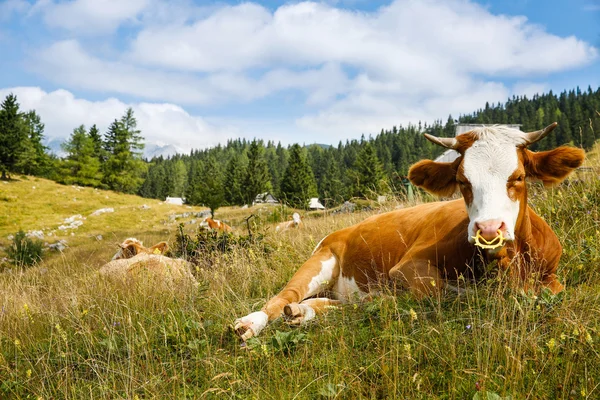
[
  {"x1": 203, "y1": 217, "x2": 233, "y2": 233},
  {"x1": 276, "y1": 212, "x2": 303, "y2": 232},
  {"x1": 100, "y1": 238, "x2": 197, "y2": 287},
  {"x1": 233, "y1": 123, "x2": 584, "y2": 340}
]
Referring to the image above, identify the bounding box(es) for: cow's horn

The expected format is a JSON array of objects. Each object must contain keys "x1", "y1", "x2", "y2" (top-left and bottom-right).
[
  {"x1": 424, "y1": 133, "x2": 458, "y2": 149},
  {"x1": 523, "y1": 122, "x2": 558, "y2": 146}
]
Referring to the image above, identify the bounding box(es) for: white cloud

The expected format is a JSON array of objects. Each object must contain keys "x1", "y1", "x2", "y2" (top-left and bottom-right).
[
  {"x1": 130, "y1": 0, "x2": 597, "y2": 76},
  {"x1": 31, "y1": 40, "x2": 350, "y2": 106},
  {"x1": 38, "y1": 0, "x2": 151, "y2": 34},
  {"x1": 0, "y1": 87, "x2": 231, "y2": 153}
]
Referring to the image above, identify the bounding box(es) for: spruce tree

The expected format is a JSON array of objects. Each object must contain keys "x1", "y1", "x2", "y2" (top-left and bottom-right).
[
  {"x1": 16, "y1": 110, "x2": 49, "y2": 176},
  {"x1": 279, "y1": 144, "x2": 318, "y2": 208},
  {"x1": 102, "y1": 108, "x2": 146, "y2": 193},
  {"x1": 60, "y1": 125, "x2": 103, "y2": 186},
  {"x1": 88, "y1": 124, "x2": 104, "y2": 158},
  {"x1": 319, "y1": 149, "x2": 345, "y2": 205},
  {"x1": 0, "y1": 94, "x2": 27, "y2": 179},
  {"x1": 187, "y1": 155, "x2": 224, "y2": 217},
  {"x1": 349, "y1": 142, "x2": 386, "y2": 198},
  {"x1": 224, "y1": 153, "x2": 246, "y2": 205},
  {"x1": 243, "y1": 139, "x2": 271, "y2": 204}
]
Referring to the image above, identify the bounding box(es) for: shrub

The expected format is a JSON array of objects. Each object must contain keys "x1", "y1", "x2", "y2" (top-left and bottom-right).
[
  {"x1": 7, "y1": 230, "x2": 44, "y2": 267},
  {"x1": 169, "y1": 223, "x2": 272, "y2": 267}
]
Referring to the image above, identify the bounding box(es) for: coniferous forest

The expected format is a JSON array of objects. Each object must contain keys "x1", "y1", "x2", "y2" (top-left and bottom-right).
[{"x1": 1, "y1": 86, "x2": 599, "y2": 210}]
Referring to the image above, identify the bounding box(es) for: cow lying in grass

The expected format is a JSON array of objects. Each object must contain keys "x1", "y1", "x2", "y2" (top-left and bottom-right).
[
  {"x1": 100, "y1": 238, "x2": 197, "y2": 287},
  {"x1": 202, "y1": 217, "x2": 233, "y2": 233},
  {"x1": 234, "y1": 123, "x2": 585, "y2": 341},
  {"x1": 276, "y1": 213, "x2": 303, "y2": 232}
]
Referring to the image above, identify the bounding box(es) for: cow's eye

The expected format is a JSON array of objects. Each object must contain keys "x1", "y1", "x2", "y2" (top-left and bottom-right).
[{"x1": 516, "y1": 175, "x2": 524, "y2": 182}]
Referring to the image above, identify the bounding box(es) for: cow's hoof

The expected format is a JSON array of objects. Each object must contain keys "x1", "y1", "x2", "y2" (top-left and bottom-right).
[
  {"x1": 233, "y1": 311, "x2": 268, "y2": 341},
  {"x1": 283, "y1": 303, "x2": 316, "y2": 326}
]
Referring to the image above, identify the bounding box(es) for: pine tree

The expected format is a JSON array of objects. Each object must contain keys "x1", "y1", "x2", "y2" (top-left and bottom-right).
[
  {"x1": 319, "y1": 149, "x2": 345, "y2": 205},
  {"x1": 60, "y1": 125, "x2": 103, "y2": 186},
  {"x1": 170, "y1": 159, "x2": 188, "y2": 198},
  {"x1": 0, "y1": 94, "x2": 27, "y2": 179},
  {"x1": 349, "y1": 142, "x2": 386, "y2": 198},
  {"x1": 243, "y1": 139, "x2": 271, "y2": 204},
  {"x1": 102, "y1": 108, "x2": 146, "y2": 193},
  {"x1": 187, "y1": 155, "x2": 224, "y2": 217},
  {"x1": 279, "y1": 144, "x2": 318, "y2": 208},
  {"x1": 15, "y1": 111, "x2": 49, "y2": 176},
  {"x1": 88, "y1": 124, "x2": 104, "y2": 158},
  {"x1": 224, "y1": 153, "x2": 246, "y2": 205}
]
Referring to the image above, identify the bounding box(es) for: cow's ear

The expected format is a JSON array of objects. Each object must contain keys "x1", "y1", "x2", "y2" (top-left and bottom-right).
[
  {"x1": 522, "y1": 147, "x2": 585, "y2": 186},
  {"x1": 124, "y1": 242, "x2": 144, "y2": 258},
  {"x1": 150, "y1": 241, "x2": 169, "y2": 255},
  {"x1": 408, "y1": 159, "x2": 459, "y2": 197}
]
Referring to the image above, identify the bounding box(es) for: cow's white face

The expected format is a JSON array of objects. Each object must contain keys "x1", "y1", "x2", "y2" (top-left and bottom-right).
[
  {"x1": 458, "y1": 130, "x2": 527, "y2": 244},
  {"x1": 292, "y1": 213, "x2": 301, "y2": 224}
]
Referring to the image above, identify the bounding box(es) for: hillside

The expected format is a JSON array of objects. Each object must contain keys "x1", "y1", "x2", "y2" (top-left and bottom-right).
[{"x1": 0, "y1": 177, "x2": 207, "y2": 261}]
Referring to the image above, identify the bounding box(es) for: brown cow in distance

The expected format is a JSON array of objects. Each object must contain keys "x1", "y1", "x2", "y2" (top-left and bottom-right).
[
  {"x1": 233, "y1": 123, "x2": 585, "y2": 341},
  {"x1": 204, "y1": 217, "x2": 233, "y2": 233}
]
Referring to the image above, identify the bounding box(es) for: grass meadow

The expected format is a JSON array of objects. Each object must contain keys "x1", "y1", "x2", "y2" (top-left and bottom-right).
[{"x1": 0, "y1": 143, "x2": 599, "y2": 399}]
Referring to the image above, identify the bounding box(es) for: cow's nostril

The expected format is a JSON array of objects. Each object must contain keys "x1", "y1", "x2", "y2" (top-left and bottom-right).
[{"x1": 474, "y1": 219, "x2": 504, "y2": 241}]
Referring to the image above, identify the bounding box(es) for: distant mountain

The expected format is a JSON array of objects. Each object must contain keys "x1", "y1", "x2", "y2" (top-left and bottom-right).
[
  {"x1": 143, "y1": 143, "x2": 186, "y2": 159},
  {"x1": 44, "y1": 137, "x2": 66, "y2": 158},
  {"x1": 44, "y1": 137, "x2": 184, "y2": 159}
]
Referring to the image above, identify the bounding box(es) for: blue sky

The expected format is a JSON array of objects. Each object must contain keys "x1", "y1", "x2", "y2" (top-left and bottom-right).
[{"x1": 0, "y1": 0, "x2": 598, "y2": 153}]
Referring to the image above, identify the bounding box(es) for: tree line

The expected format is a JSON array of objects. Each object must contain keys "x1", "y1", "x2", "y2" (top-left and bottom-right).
[
  {"x1": 0, "y1": 94, "x2": 146, "y2": 193},
  {"x1": 1, "y1": 85, "x2": 599, "y2": 213},
  {"x1": 141, "y1": 86, "x2": 600, "y2": 213}
]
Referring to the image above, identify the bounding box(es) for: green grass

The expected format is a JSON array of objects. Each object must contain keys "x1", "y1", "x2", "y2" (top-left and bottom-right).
[{"x1": 1, "y1": 151, "x2": 599, "y2": 399}]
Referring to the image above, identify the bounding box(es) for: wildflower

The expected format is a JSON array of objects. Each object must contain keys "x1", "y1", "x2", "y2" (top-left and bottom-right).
[
  {"x1": 14, "y1": 339, "x2": 21, "y2": 348},
  {"x1": 26, "y1": 369, "x2": 32, "y2": 378},
  {"x1": 55, "y1": 323, "x2": 68, "y2": 343},
  {"x1": 409, "y1": 308, "x2": 418, "y2": 322},
  {"x1": 560, "y1": 333, "x2": 567, "y2": 340},
  {"x1": 466, "y1": 324, "x2": 472, "y2": 330},
  {"x1": 430, "y1": 280, "x2": 436, "y2": 287},
  {"x1": 586, "y1": 332, "x2": 593, "y2": 344},
  {"x1": 546, "y1": 338, "x2": 556, "y2": 352},
  {"x1": 573, "y1": 327, "x2": 580, "y2": 336}
]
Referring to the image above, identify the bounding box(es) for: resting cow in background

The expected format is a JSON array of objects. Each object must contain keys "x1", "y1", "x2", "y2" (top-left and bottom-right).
[
  {"x1": 203, "y1": 217, "x2": 233, "y2": 233},
  {"x1": 276, "y1": 212, "x2": 303, "y2": 232},
  {"x1": 234, "y1": 123, "x2": 585, "y2": 341},
  {"x1": 100, "y1": 238, "x2": 197, "y2": 287}
]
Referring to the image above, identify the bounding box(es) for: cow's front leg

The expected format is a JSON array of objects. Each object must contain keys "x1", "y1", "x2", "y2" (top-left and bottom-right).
[
  {"x1": 284, "y1": 297, "x2": 342, "y2": 326},
  {"x1": 234, "y1": 249, "x2": 339, "y2": 341},
  {"x1": 388, "y1": 259, "x2": 443, "y2": 298}
]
